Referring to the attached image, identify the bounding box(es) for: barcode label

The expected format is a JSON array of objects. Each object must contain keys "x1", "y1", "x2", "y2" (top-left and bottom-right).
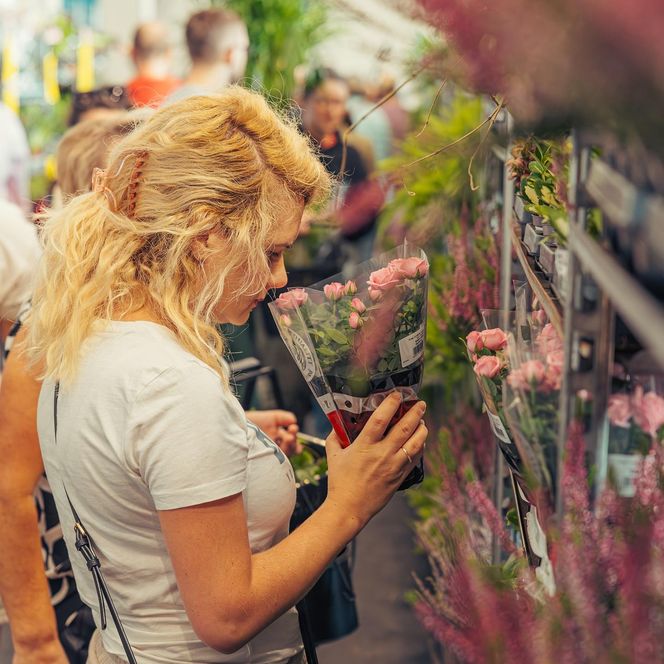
[
  {"x1": 487, "y1": 411, "x2": 512, "y2": 445},
  {"x1": 398, "y1": 325, "x2": 425, "y2": 368},
  {"x1": 608, "y1": 454, "x2": 640, "y2": 497}
]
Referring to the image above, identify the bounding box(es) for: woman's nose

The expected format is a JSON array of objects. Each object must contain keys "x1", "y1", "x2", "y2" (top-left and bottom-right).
[{"x1": 268, "y1": 256, "x2": 288, "y2": 290}]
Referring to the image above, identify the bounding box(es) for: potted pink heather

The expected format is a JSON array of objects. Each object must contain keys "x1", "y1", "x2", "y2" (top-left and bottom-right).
[{"x1": 269, "y1": 245, "x2": 429, "y2": 490}]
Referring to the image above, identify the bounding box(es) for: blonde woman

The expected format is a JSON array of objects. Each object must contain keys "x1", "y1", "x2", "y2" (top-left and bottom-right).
[{"x1": 28, "y1": 88, "x2": 427, "y2": 664}]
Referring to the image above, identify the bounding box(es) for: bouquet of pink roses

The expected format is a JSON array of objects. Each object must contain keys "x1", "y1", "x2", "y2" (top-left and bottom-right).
[
  {"x1": 504, "y1": 321, "x2": 564, "y2": 494},
  {"x1": 605, "y1": 381, "x2": 664, "y2": 496},
  {"x1": 268, "y1": 245, "x2": 429, "y2": 490}
]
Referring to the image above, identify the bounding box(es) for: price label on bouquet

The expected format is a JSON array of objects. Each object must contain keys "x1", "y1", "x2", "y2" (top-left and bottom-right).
[
  {"x1": 487, "y1": 411, "x2": 512, "y2": 445},
  {"x1": 608, "y1": 454, "x2": 640, "y2": 497},
  {"x1": 285, "y1": 329, "x2": 318, "y2": 382},
  {"x1": 398, "y1": 324, "x2": 425, "y2": 368}
]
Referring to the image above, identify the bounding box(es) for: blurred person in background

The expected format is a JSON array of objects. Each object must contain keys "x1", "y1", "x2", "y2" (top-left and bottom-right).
[
  {"x1": 166, "y1": 8, "x2": 249, "y2": 104},
  {"x1": 67, "y1": 85, "x2": 132, "y2": 126},
  {"x1": 126, "y1": 22, "x2": 180, "y2": 108},
  {"x1": 0, "y1": 102, "x2": 30, "y2": 212},
  {"x1": 346, "y1": 76, "x2": 393, "y2": 163},
  {"x1": 369, "y1": 73, "x2": 410, "y2": 151},
  {"x1": 300, "y1": 68, "x2": 385, "y2": 261}
]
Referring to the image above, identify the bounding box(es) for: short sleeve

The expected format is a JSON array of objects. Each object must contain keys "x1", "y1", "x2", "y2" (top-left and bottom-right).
[{"x1": 127, "y1": 361, "x2": 249, "y2": 510}]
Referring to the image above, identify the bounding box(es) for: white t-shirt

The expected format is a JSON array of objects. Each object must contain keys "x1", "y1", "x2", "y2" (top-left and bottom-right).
[
  {"x1": 37, "y1": 321, "x2": 302, "y2": 664},
  {"x1": 0, "y1": 200, "x2": 40, "y2": 321}
]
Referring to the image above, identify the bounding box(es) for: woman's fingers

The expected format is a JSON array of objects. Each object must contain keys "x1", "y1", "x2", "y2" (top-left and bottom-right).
[
  {"x1": 397, "y1": 422, "x2": 428, "y2": 473},
  {"x1": 359, "y1": 392, "x2": 404, "y2": 442},
  {"x1": 385, "y1": 400, "x2": 427, "y2": 451}
]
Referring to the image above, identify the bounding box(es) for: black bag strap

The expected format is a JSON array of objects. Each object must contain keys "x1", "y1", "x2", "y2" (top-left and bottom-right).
[{"x1": 54, "y1": 383, "x2": 138, "y2": 664}]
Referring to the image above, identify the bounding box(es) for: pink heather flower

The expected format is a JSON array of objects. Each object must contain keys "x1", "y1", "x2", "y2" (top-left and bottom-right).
[
  {"x1": 632, "y1": 386, "x2": 664, "y2": 439},
  {"x1": 279, "y1": 314, "x2": 292, "y2": 327},
  {"x1": 473, "y1": 355, "x2": 502, "y2": 378},
  {"x1": 350, "y1": 297, "x2": 366, "y2": 313},
  {"x1": 344, "y1": 280, "x2": 357, "y2": 295},
  {"x1": 323, "y1": 282, "x2": 346, "y2": 300},
  {"x1": 348, "y1": 311, "x2": 363, "y2": 329},
  {"x1": 466, "y1": 330, "x2": 484, "y2": 353},
  {"x1": 367, "y1": 266, "x2": 402, "y2": 293},
  {"x1": 276, "y1": 288, "x2": 308, "y2": 309},
  {"x1": 389, "y1": 256, "x2": 429, "y2": 279},
  {"x1": 607, "y1": 393, "x2": 632, "y2": 428},
  {"x1": 480, "y1": 327, "x2": 508, "y2": 351}
]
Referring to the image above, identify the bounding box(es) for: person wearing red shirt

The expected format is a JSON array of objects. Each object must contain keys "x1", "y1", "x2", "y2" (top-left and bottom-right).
[{"x1": 126, "y1": 22, "x2": 180, "y2": 108}]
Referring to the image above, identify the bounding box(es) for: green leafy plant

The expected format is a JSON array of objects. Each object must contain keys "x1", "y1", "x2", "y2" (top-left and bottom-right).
[{"x1": 218, "y1": 0, "x2": 329, "y2": 106}]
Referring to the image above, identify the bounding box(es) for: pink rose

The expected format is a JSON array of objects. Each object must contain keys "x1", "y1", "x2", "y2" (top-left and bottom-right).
[
  {"x1": 473, "y1": 355, "x2": 502, "y2": 379},
  {"x1": 368, "y1": 288, "x2": 382, "y2": 301},
  {"x1": 351, "y1": 298, "x2": 366, "y2": 313},
  {"x1": 507, "y1": 368, "x2": 527, "y2": 391},
  {"x1": 537, "y1": 323, "x2": 563, "y2": 355},
  {"x1": 466, "y1": 330, "x2": 484, "y2": 353},
  {"x1": 607, "y1": 393, "x2": 632, "y2": 428},
  {"x1": 348, "y1": 311, "x2": 363, "y2": 329},
  {"x1": 344, "y1": 280, "x2": 357, "y2": 295},
  {"x1": 480, "y1": 328, "x2": 508, "y2": 351},
  {"x1": 632, "y1": 387, "x2": 664, "y2": 439},
  {"x1": 576, "y1": 389, "x2": 592, "y2": 402},
  {"x1": 276, "y1": 288, "x2": 308, "y2": 309},
  {"x1": 531, "y1": 309, "x2": 548, "y2": 326},
  {"x1": 543, "y1": 350, "x2": 564, "y2": 390},
  {"x1": 521, "y1": 360, "x2": 547, "y2": 384},
  {"x1": 323, "y1": 282, "x2": 346, "y2": 300},
  {"x1": 389, "y1": 257, "x2": 429, "y2": 279},
  {"x1": 279, "y1": 314, "x2": 292, "y2": 327},
  {"x1": 367, "y1": 266, "x2": 402, "y2": 293}
]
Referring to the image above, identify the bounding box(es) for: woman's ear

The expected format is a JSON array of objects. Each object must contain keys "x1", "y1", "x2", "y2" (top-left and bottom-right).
[
  {"x1": 191, "y1": 230, "x2": 229, "y2": 262},
  {"x1": 191, "y1": 233, "x2": 211, "y2": 262}
]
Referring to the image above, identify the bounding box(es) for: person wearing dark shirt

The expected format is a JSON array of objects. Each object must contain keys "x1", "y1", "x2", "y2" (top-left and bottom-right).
[{"x1": 300, "y1": 68, "x2": 385, "y2": 258}]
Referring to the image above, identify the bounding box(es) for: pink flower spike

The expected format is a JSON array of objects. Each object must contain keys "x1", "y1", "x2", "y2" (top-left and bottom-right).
[
  {"x1": 344, "y1": 280, "x2": 357, "y2": 295},
  {"x1": 473, "y1": 355, "x2": 502, "y2": 378},
  {"x1": 349, "y1": 311, "x2": 363, "y2": 329},
  {"x1": 276, "y1": 288, "x2": 308, "y2": 309},
  {"x1": 466, "y1": 330, "x2": 484, "y2": 353},
  {"x1": 480, "y1": 328, "x2": 508, "y2": 351},
  {"x1": 351, "y1": 298, "x2": 366, "y2": 313},
  {"x1": 323, "y1": 282, "x2": 346, "y2": 300}
]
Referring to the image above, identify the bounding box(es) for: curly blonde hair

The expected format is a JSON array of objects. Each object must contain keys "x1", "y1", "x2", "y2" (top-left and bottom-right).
[
  {"x1": 29, "y1": 87, "x2": 331, "y2": 385},
  {"x1": 55, "y1": 109, "x2": 151, "y2": 198}
]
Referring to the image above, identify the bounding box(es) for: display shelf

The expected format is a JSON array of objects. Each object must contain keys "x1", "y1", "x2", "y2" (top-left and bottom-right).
[
  {"x1": 585, "y1": 157, "x2": 664, "y2": 229},
  {"x1": 568, "y1": 222, "x2": 664, "y2": 370},
  {"x1": 510, "y1": 223, "x2": 564, "y2": 337}
]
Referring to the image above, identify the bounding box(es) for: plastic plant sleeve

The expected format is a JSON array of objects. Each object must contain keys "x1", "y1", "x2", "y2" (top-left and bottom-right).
[{"x1": 269, "y1": 244, "x2": 429, "y2": 491}]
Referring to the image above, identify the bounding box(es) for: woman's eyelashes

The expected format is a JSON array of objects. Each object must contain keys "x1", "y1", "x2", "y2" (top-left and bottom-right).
[{"x1": 267, "y1": 250, "x2": 283, "y2": 265}]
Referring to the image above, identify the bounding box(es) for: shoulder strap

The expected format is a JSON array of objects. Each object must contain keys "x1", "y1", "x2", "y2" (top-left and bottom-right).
[{"x1": 54, "y1": 383, "x2": 138, "y2": 664}]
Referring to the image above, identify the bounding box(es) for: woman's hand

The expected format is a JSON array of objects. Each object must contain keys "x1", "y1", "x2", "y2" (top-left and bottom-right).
[
  {"x1": 325, "y1": 393, "x2": 427, "y2": 527},
  {"x1": 245, "y1": 410, "x2": 301, "y2": 457}
]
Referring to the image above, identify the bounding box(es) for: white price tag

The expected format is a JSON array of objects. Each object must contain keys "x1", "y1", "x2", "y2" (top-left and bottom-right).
[
  {"x1": 487, "y1": 411, "x2": 512, "y2": 445},
  {"x1": 608, "y1": 454, "x2": 640, "y2": 497},
  {"x1": 398, "y1": 324, "x2": 425, "y2": 368}
]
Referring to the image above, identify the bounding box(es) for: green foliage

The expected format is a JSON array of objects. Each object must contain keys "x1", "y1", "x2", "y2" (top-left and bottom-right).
[{"x1": 219, "y1": 0, "x2": 329, "y2": 106}]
